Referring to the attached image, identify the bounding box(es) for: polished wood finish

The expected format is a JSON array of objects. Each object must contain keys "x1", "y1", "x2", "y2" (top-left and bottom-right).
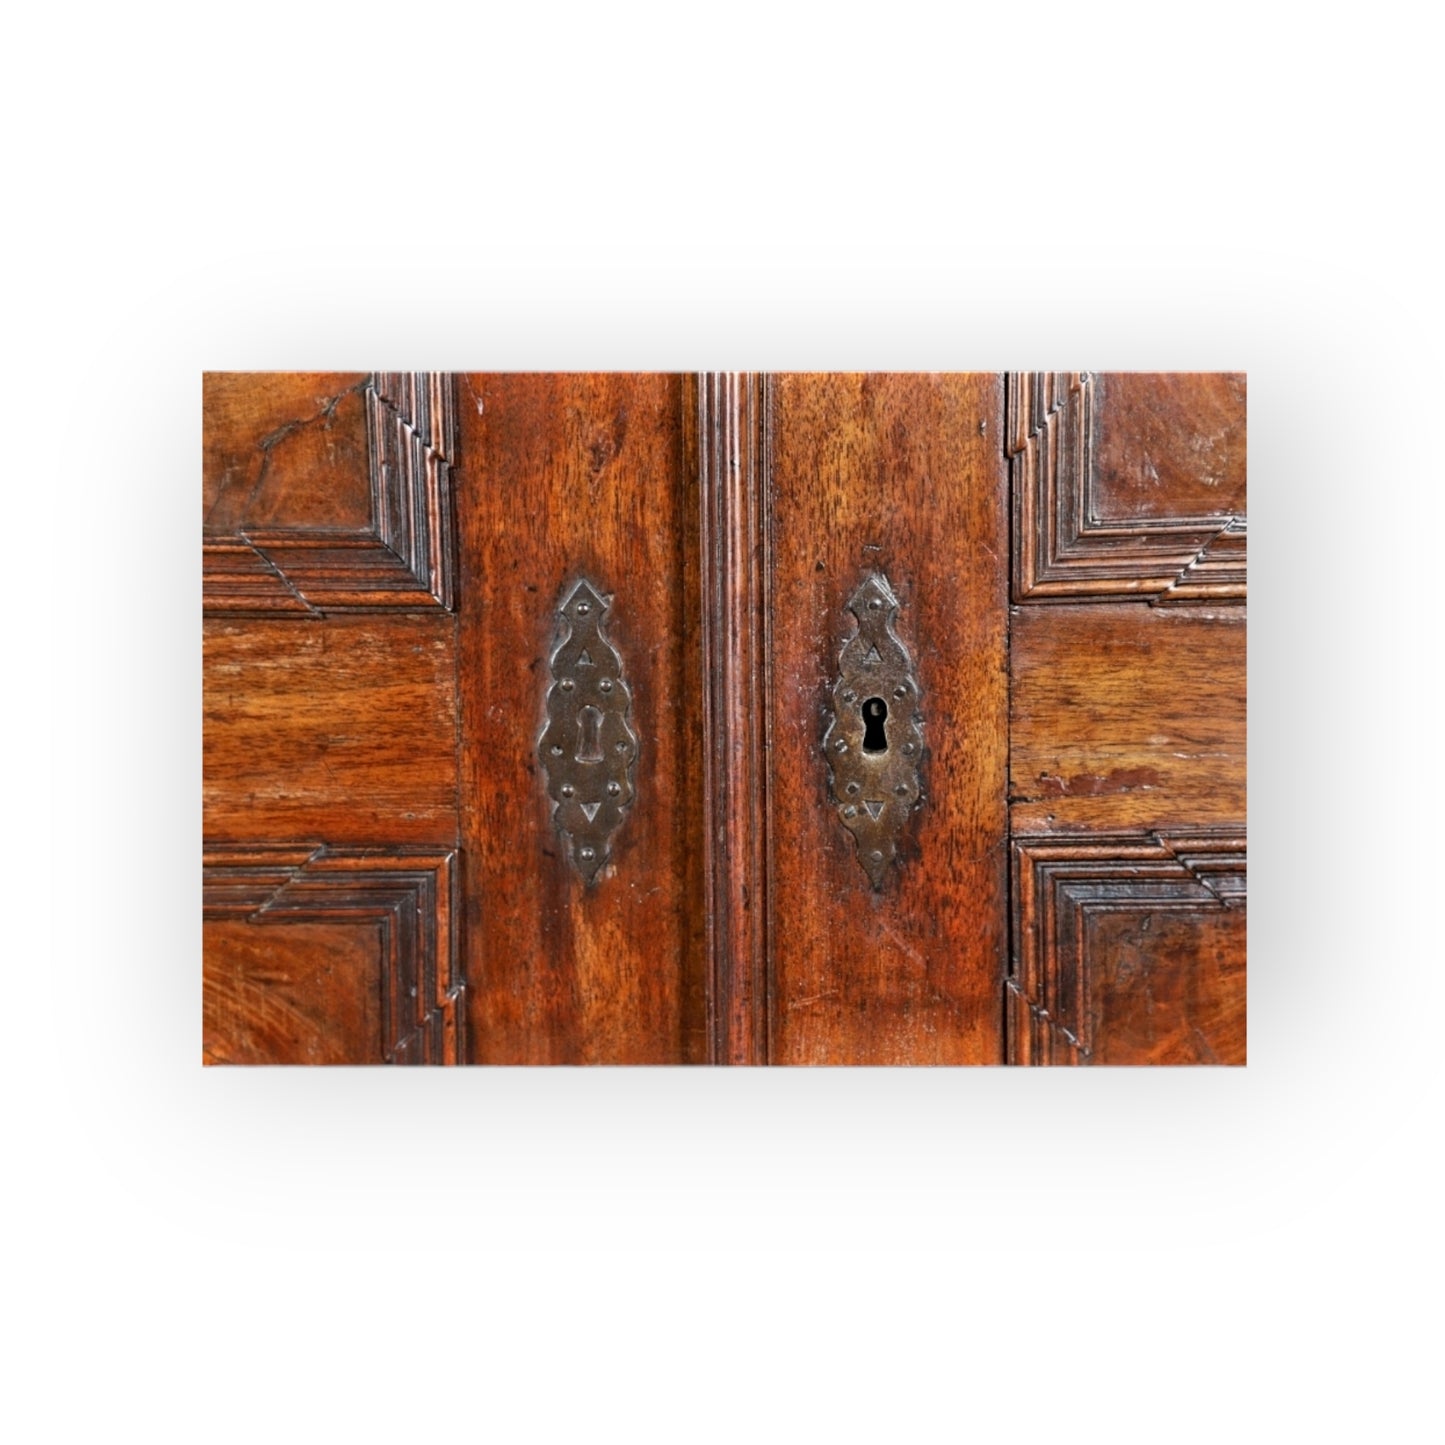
[
  {"x1": 203, "y1": 370, "x2": 1243, "y2": 1065},
  {"x1": 203, "y1": 847, "x2": 462, "y2": 1064},
  {"x1": 1008, "y1": 604, "x2": 1246, "y2": 834},
  {"x1": 1008, "y1": 834, "x2": 1245, "y2": 1065},
  {"x1": 698, "y1": 374, "x2": 770, "y2": 1064},
  {"x1": 203, "y1": 615, "x2": 459, "y2": 846},
  {"x1": 203, "y1": 372, "x2": 456, "y2": 614},
  {"x1": 203, "y1": 372, "x2": 462, "y2": 1065},
  {"x1": 204, "y1": 372, "x2": 373, "y2": 535},
  {"x1": 763, "y1": 373, "x2": 1009, "y2": 1064},
  {"x1": 1007, "y1": 371, "x2": 1246, "y2": 1065},
  {"x1": 454, "y1": 374, "x2": 706, "y2": 1063},
  {"x1": 1010, "y1": 371, "x2": 1246, "y2": 603}
]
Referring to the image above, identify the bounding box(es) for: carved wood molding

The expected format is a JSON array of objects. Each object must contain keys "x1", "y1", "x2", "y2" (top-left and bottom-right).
[
  {"x1": 203, "y1": 845, "x2": 464, "y2": 1063},
  {"x1": 203, "y1": 373, "x2": 457, "y2": 615},
  {"x1": 698, "y1": 372, "x2": 772, "y2": 1064},
  {"x1": 1007, "y1": 372, "x2": 1246, "y2": 604},
  {"x1": 1008, "y1": 831, "x2": 1246, "y2": 1064}
]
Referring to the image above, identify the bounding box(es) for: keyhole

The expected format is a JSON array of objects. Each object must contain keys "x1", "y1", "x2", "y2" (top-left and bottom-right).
[
  {"x1": 576, "y1": 705, "x2": 604, "y2": 763},
  {"x1": 862, "y1": 697, "x2": 888, "y2": 753}
]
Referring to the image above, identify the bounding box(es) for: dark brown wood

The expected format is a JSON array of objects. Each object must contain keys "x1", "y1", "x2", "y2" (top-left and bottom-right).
[
  {"x1": 1007, "y1": 370, "x2": 1247, "y2": 1066},
  {"x1": 1010, "y1": 371, "x2": 1246, "y2": 603},
  {"x1": 698, "y1": 373, "x2": 770, "y2": 1064},
  {"x1": 203, "y1": 372, "x2": 457, "y2": 614},
  {"x1": 202, "y1": 370, "x2": 1243, "y2": 1066},
  {"x1": 203, "y1": 614, "x2": 460, "y2": 846},
  {"x1": 763, "y1": 373, "x2": 1009, "y2": 1064},
  {"x1": 203, "y1": 373, "x2": 463, "y2": 1065},
  {"x1": 1008, "y1": 603, "x2": 1246, "y2": 834},
  {"x1": 1008, "y1": 834, "x2": 1245, "y2": 1065},
  {"x1": 454, "y1": 374, "x2": 707, "y2": 1063},
  {"x1": 204, "y1": 847, "x2": 462, "y2": 1064}
]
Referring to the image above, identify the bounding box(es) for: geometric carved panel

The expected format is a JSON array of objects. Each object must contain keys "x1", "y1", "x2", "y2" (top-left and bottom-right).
[
  {"x1": 1008, "y1": 372, "x2": 1246, "y2": 604},
  {"x1": 1008, "y1": 832, "x2": 1245, "y2": 1065},
  {"x1": 202, "y1": 847, "x2": 464, "y2": 1064},
  {"x1": 203, "y1": 372, "x2": 457, "y2": 615}
]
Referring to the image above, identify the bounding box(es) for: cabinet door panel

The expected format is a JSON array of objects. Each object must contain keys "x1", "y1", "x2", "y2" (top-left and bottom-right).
[
  {"x1": 763, "y1": 374, "x2": 1009, "y2": 1064},
  {"x1": 453, "y1": 374, "x2": 707, "y2": 1064},
  {"x1": 1006, "y1": 372, "x2": 1247, "y2": 1066}
]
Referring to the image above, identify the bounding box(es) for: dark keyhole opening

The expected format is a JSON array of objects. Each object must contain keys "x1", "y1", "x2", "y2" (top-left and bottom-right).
[
  {"x1": 576, "y1": 705, "x2": 605, "y2": 763},
  {"x1": 862, "y1": 697, "x2": 888, "y2": 753}
]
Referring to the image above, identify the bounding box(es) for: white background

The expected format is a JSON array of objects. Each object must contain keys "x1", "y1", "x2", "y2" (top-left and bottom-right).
[{"x1": 6, "y1": 2, "x2": 1438, "y2": 1440}]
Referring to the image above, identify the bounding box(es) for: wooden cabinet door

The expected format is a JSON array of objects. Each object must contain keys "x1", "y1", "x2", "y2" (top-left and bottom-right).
[
  {"x1": 203, "y1": 371, "x2": 1243, "y2": 1065},
  {"x1": 1005, "y1": 373, "x2": 1246, "y2": 1064}
]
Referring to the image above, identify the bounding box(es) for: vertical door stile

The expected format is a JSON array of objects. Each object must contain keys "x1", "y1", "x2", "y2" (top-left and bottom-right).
[{"x1": 698, "y1": 373, "x2": 773, "y2": 1064}]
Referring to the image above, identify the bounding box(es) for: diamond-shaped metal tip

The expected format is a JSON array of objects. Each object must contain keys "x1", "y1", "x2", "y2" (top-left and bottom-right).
[
  {"x1": 563, "y1": 579, "x2": 607, "y2": 618},
  {"x1": 848, "y1": 572, "x2": 898, "y2": 621},
  {"x1": 573, "y1": 841, "x2": 607, "y2": 885},
  {"x1": 860, "y1": 841, "x2": 892, "y2": 891}
]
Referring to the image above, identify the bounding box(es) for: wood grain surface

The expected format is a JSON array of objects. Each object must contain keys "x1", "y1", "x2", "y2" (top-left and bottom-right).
[
  {"x1": 1091, "y1": 372, "x2": 1246, "y2": 523},
  {"x1": 1009, "y1": 371, "x2": 1247, "y2": 603},
  {"x1": 203, "y1": 371, "x2": 373, "y2": 534},
  {"x1": 1008, "y1": 833, "x2": 1245, "y2": 1065},
  {"x1": 201, "y1": 370, "x2": 1245, "y2": 1066},
  {"x1": 454, "y1": 373, "x2": 706, "y2": 1063},
  {"x1": 1009, "y1": 603, "x2": 1246, "y2": 834},
  {"x1": 203, "y1": 615, "x2": 460, "y2": 846},
  {"x1": 765, "y1": 373, "x2": 1008, "y2": 1064}
]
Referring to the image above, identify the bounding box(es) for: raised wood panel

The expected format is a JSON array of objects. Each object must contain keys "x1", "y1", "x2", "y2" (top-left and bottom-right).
[
  {"x1": 1009, "y1": 604, "x2": 1246, "y2": 834},
  {"x1": 203, "y1": 615, "x2": 459, "y2": 846},
  {"x1": 203, "y1": 372, "x2": 457, "y2": 614},
  {"x1": 765, "y1": 373, "x2": 1009, "y2": 1065},
  {"x1": 1008, "y1": 833, "x2": 1245, "y2": 1065},
  {"x1": 1009, "y1": 372, "x2": 1246, "y2": 603},
  {"x1": 454, "y1": 373, "x2": 707, "y2": 1064},
  {"x1": 203, "y1": 847, "x2": 463, "y2": 1064}
]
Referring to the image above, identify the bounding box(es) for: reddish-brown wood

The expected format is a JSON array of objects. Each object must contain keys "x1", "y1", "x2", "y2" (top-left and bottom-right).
[
  {"x1": 203, "y1": 847, "x2": 462, "y2": 1064},
  {"x1": 1011, "y1": 371, "x2": 1246, "y2": 603},
  {"x1": 1008, "y1": 834, "x2": 1245, "y2": 1065},
  {"x1": 698, "y1": 373, "x2": 770, "y2": 1064},
  {"x1": 1008, "y1": 604, "x2": 1246, "y2": 834},
  {"x1": 204, "y1": 371, "x2": 374, "y2": 534},
  {"x1": 763, "y1": 373, "x2": 1009, "y2": 1064},
  {"x1": 203, "y1": 372, "x2": 462, "y2": 1065},
  {"x1": 1007, "y1": 370, "x2": 1247, "y2": 1066},
  {"x1": 203, "y1": 615, "x2": 459, "y2": 846},
  {"x1": 202, "y1": 370, "x2": 1244, "y2": 1066},
  {"x1": 453, "y1": 374, "x2": 707, "y2": 1063},
  {"x1": 203, "y1": 372, "x2": 457, "y2": 614}
]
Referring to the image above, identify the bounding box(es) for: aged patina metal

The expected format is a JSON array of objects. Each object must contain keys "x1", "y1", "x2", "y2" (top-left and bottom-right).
[
  {"x1": 539, "y1": 579, "x2": 638, "y2": 884},
  {"x1": 822, "y1": 572, "x2": 923, "y2": 890}
]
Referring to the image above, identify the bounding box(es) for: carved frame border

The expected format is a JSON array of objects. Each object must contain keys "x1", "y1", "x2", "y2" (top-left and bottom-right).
[
  {"x1": 1008, "y1": 372, "x2": 1246, "y2": 604},
  {"x1": 203, "y1": 372, "x2": 457, "y2": 615},
  {"x1": 203, "y1": 845, "x2": 464, "y2": 1064},
  {"x1": 1007, "y1": 830, "x2": 1246, "y2": 1065}
]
